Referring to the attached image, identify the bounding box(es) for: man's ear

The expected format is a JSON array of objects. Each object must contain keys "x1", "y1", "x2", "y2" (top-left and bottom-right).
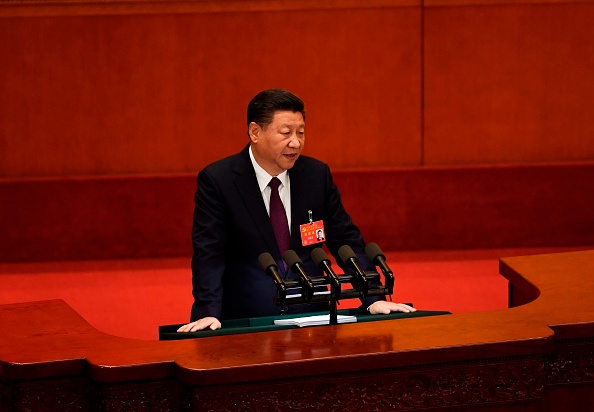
[{"x1": 248, "y1": 122, "x2": 260, "y2": 143}]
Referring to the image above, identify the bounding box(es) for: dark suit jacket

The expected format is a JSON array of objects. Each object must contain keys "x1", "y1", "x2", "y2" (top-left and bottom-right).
[{"x1": 190, "y1": 145, "x2": 376, "y2": 321}]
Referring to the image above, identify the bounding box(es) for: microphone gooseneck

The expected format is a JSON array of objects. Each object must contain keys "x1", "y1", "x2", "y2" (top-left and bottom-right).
[
  {"x1": 282, "y1": 250, "x2": 314, "y2": 301},
  {"x1": 365, "y1": 242, "x2": 391, "y2": 275},
  {"x1": 258, "y1": 252, "x2": 286, "y2": 293},
  {"x1": 311, "y1": 247, "x2": 341, "y2": 288},
  {"x1": 338, "y1": 245, "x2": 368, "y2": 295},
  {"x1": 365, "y1": 242, "x2": 395, "y2": 291}
]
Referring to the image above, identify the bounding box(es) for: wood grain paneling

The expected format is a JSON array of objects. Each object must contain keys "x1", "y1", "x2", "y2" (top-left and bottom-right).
[
  {"x1": 0, "y1": 4, "x2": 422, "y2": 177},
  {"x1": 2, "y1": 0, "x2": 594, "y2": 176},
  {"x1": 424, "y1": 2, "x2": 594, "y2": 165}
]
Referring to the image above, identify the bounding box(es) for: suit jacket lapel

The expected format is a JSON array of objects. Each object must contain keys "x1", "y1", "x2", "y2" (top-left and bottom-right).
[
  {"x1": 233, "y1": 145, "x2": 281, "y2": 259},
  {"x1": 288, "y1": 158, "x2": 310, "y2": 250}
]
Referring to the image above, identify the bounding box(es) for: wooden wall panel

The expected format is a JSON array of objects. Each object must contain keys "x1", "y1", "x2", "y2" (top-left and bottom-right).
[
  {"x1": 424, "y1": 1, "x2": 594, "y2": 165},
  {"x1": 0, "y1": 3, "x2": 422, "y2": 177},
  {"x1": 3, "y1": 0, "x2": 594, "y2": 177}
]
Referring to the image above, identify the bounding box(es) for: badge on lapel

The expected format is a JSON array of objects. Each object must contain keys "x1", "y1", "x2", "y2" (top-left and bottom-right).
[{"x1": 300, "y1": 210, "x2": 325, "y2": 246}]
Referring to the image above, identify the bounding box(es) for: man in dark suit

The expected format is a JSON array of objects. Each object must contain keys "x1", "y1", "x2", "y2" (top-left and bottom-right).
[{"x1": 178, "y1": 89, "x2": 415, "y2": 332}]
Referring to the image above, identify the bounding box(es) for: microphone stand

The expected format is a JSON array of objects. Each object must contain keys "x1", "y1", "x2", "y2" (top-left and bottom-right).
[
  {"x1": 329, "y1": 279, "x2": 339, "y2": 325},
  {"x1": 260, "y1": 247, "x2": 394, "y2": 326}
]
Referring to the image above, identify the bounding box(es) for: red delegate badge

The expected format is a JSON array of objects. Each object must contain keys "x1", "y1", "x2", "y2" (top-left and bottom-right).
[{"x1": 300, "y1": 220, "x2": 325, "y2": 246}]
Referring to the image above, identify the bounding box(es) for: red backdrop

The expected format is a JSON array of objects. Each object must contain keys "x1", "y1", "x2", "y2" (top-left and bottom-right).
[{"x1": 2, "y1": 0, "x2": 593, "y2": 178}]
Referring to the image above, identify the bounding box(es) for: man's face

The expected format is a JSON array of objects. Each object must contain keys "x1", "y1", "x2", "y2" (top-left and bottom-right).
[{"x1": 249, "y1": 110, "x2": 305, "y2": 176}]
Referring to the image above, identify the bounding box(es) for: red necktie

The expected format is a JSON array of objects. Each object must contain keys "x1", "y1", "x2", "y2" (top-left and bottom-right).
[{"x1": 268, "y1": 177, "x2": 290, "y2": 258}]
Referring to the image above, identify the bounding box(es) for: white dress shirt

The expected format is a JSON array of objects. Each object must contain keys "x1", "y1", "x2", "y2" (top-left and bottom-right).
[{"x1": 249, "y1": 145, "x2": 292, "y2": 233}]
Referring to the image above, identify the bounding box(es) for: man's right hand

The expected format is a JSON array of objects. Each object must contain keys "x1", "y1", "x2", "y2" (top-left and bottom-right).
[{"x1": 177, "y1": 317, "x2": 222, "y2": 333}]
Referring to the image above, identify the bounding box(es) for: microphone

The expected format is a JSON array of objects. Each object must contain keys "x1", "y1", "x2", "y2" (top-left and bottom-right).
[
  {"x1": 282, "y1": 250, "x2": 314, "y2": 302},
  {"x1": 365, "y1": 242, "x2": 395, "y2": 291},
  {"x1": 311, "y1": 247, "x2": 341, "y2": 289},
  {"x1": 258, "y1": 252, "x2": 286, "y2": 294},
  {"x1": 311, "y1": 247, "x2": 340, "y2": 325},
  {"x1": 338, "y1": 245, "x2": 368, "y2": 296},
  {"x1": 365, "y1": 242, "x2": 392, "y2": 277}
]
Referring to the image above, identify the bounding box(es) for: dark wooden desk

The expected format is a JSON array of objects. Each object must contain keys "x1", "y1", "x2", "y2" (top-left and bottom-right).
[
  {"x1": 158, "y1": 308, "x2": 451, "y2": 340},
  {"x1": 2, "y1": 250, "x2": 594, "y2": 411}
]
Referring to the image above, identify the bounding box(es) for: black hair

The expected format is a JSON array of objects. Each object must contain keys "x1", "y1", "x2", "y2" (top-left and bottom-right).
[{"x1": 247, "y1": 89, "x2": 306, "y2": 131}]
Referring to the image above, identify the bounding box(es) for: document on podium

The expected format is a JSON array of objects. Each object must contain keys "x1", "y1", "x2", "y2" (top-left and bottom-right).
[{"x1": 273, "y1": 314, "x2": 357, "y2": 327}]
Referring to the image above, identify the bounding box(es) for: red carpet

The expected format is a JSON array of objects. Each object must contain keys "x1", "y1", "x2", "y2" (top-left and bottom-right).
[{"x1": 1, "y1": 246, "x2": 590, "y2": 340}]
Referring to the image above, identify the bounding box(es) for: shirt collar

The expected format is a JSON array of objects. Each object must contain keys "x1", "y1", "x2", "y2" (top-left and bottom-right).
[{"x1": 249, "y1": 145, "x2": 289, "y2": 192}]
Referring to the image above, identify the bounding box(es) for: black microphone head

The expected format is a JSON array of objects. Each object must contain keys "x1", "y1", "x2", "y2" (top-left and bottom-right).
[
  {"x1": 338, "y1": 245, "x2": 357, "y2": 265},
  {"x1": 282, "y1": 249, "x2": 303, "y2": 268},
  {"x1": 365, "y1": 242, "x2": 386, "y2": 261},
  {"x1": 311, "y1": 247, "x2": 331, "y2": 268},
  {"x1": 258, "y1": 252, "x2": 277, "y2": 271}
]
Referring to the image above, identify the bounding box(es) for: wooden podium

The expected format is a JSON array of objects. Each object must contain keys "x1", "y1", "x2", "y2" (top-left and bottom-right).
[{"x1": 2, "y1": 250, "x2": 594, "y2": 411}]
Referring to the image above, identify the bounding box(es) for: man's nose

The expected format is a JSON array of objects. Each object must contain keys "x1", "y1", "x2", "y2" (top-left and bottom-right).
[{"x1": 288, "y1": 135, "x2": 302, "y2": 148}]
